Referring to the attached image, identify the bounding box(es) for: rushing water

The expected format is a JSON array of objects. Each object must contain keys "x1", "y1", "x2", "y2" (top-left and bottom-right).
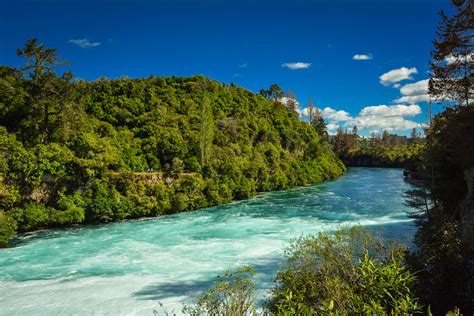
[{"x1": 0, "y1": 168, "x2": 416, "y2": 315}]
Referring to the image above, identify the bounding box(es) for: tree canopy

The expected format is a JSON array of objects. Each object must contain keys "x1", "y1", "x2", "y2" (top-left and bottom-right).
[{"x1": 0, "y1": 39, "x2": 345, "y2": 247}]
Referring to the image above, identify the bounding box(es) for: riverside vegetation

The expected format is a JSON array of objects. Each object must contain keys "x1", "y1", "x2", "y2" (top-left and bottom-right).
[
  {"x1": 162, "y1": 0, "x2": 474, "y2": 314},
  {"x1": 0, "y1": 0, "x2": 471, "y2": 314},
  {"x1": 331, "y1": 126, "x2": 424, "y2": 168},
  {"x1": 0, "y1": 40, "x2": 344, "y2": 247}
]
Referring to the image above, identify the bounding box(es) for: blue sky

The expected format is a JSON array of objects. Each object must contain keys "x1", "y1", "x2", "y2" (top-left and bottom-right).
[{"x1": 1, "y1": 0, "x2": 453, "y2": 136}]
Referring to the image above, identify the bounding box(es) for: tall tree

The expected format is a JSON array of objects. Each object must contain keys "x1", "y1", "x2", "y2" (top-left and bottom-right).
[
  {"x1": 17, "y1": 38, "x2": 74, "y2": 143},
  {"x1": 259, "y1": 84, "x2": 284, "y2": 101},
  {"x1": 285, "y1": 90, "x2": 297, "y2": 112},
  {"x1": 351, "y1": 126, "x2": 359, "y2": 139},
  {"x1": 199, "y1": 95, "x2": 214, "y2": 165},
  {"x1": 410, "y1": 128, "x2": 420, "y2": 142},
  {"x1": 382, "y1": 130, "x2": 390, "y2": 146},
  {"x1": 311, "y1": 107, "x2": 327, "y2": 139},
  {"x1": 333, "y1": 126, "x2": 349, "y2": 156},
  {"x1": 307, "y1": 96, "x2": 315, "y2": 124},
  {"x1": 429, "y1": 0, "x2": 473, "y2": 107},
  {"x1": 351, "y1": 125, "x2": 360, "y2": 149}
]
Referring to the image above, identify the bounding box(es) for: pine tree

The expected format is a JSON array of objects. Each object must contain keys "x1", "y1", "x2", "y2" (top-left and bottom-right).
[
  {"x1": 17, "y1": 38, "x2": 74, "y2": 144},
  {"x1": 410, "y1": 128, "x2": 420, "y2": 143},
  {"x1": 429, "y1": 0, "x2": 473, "y2": 107},
  {"x1": 311, "y1": 107, "x2": 327, "y2": 139}
]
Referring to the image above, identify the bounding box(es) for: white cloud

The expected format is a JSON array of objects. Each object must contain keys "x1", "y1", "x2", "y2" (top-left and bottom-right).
[
  {"x1": 352, "y1": 54, "x2": 373, "y2": 60},
  {"x1": 359, "y1": 104, "x2": 421, "y2": 117},
  {"x1": 347, "y1": 115, "x2": 422, "y2": 133},
  {"x1": 326, "y1": 123, "x2": 340, "y2": 134},
  {"x1": 282, "y1": 62, "x2": 311, "y2": 70},
  {"x1": 348, "y1": 104, "x2": 423, "y2": 132},
  {"x1": 394, "y1": 79, "x2": 430, "y2": 104},
  {"x1": 319, "y1": 104, "x2": 423, "y2": 134},
  {"x1": 322, "y1": 107, "x2": 351, "y2": 122},
  {"x1": 394, "y1": 94, "x2": 431, "y2": 104},
  {"x1": 445, "y1": 54, "x2": 473, "y2": 65},
  {"x1": 279, "y1": 96, "x2": 300, "y2": 108},
  {"x1": 68, "y1": 38, "x2": 101, "y2": 48},
  {"x1": 399, "y1": 79, "x2": 429, "y2": 96},
  {"x1": 297, "y1": 107, "x2": 309, "y2": 116},
  {"x1": 379, "y1": 67, "x2": 417, "y2": 86},
  {"x1": 238, "y1": 62, "x2": 248, "y2": 68}
]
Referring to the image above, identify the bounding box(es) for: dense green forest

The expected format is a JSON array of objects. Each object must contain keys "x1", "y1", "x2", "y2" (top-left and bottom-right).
[
  {"x1": 168, "y1": 0, "x2": 474, "y2": 314},
  {"x1": 0, "y1": 0, "x2": 472, "y2": 314},
  {"x1": 332, "y1": 126, "x2": 424, "y2": 168},
  {"x1": 0, "y1": 40, "x2": 344, "y2": 246}
]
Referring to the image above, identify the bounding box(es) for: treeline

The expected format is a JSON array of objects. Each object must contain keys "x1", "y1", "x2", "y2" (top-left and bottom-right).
[
  {"x1": 332, "y1": 126, "x2": 423, "y2": 167},
  {"x1": 0, "y1": 40, "x2": 345, "y2": 246},
  {"x1": 176, "y1": 0, "x2": 473, "y2": 314},
  {"x1": 403, "y1": 0, "x2": 473, "y2": 313}
]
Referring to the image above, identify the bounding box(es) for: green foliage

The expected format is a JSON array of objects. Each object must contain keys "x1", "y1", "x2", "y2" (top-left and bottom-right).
[
  {"x1": 405, "y1": 106, "x2": 474, "y2": 314},
  {"x1": 9, "y1": 203, "x2": 50, "y2": 232},
  {"x1": 0, "y1": 39, "x2": 345, "y2": 245},
  {"x1": 270, "y1": 227, "x2": 422, "y2": 315},
  {"x1": 403, "y1": 3, "x2": 474, "y2": 312},
  {"x1": 183, "y1": 266, "x2": 257, "y2": 316},
  {"x1": 0, "y1": 211, "x2": 17, "y2": 247},
  {"x1": 16, "y1": 38, "x2": 75, "y2": 144},
  {"x1": 333, "y1": 127, "x2": 424, "y2": 168},
  {"x1": 52, "y1": 192, "x2": 85, "y2": 225}
]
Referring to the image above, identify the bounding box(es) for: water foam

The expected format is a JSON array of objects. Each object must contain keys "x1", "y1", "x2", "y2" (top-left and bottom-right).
[{"x1": 0, "y1": 168, "x2": 416, "y2": 315}]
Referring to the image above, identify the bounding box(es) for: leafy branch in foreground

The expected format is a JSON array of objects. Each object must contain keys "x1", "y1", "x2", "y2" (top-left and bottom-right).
[
  {"x1": 173, "y1": 228, "x2": 423, "y2": 315},
  {"x1": 270, "y1": 227, "x2": 422, "y2": 315},
  {"x1": 182, "y1": 265, "x2": 257, "y2": 316}
]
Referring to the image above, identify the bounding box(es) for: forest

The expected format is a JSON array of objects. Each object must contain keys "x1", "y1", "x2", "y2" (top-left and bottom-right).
[
  {"x1": 0, "y1": 41, "x2": 345, "y2": 246},
  {"x1": 331, "y1": 126, "x2": 423, "y2": 168},
  {"x1": 163, "y1": 0, "x2": 474, "y2": 314},
  {"x1": 0, "y1": 0, "x2": 472, "y2": 314}
]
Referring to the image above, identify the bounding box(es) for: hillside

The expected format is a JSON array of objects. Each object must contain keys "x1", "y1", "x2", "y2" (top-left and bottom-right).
[{"x1": 0, "y1": 44, "x2": 344, "y2": 246}]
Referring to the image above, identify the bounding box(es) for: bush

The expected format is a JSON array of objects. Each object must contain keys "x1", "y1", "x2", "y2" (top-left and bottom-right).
[
  {"x1": 50, "y1": 192, "x2": 86, "y2": 225},
  {"x1": 0, "y1": 211, "x2": 17, "y2": 247},
  {"x1": 9, "y1": 203, "x2": 50, "y2": 232},
  {"x1": 270, "y1": 227, "x2": 422, "y2": 315},
  {"x1": 170, "y1": 193, "x2": 189, "y2": 213},
  {"x1": 183, "y1": 266, "x2": 257, "y2": 316}
]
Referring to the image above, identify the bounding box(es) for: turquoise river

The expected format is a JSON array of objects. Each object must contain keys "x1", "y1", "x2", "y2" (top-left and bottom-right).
[{"x1": 0, "y1": 168, "x2": 417, "y2": 315}]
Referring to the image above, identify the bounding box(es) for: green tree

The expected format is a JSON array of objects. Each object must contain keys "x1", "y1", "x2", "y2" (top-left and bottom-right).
[
  {"x1": 17, "y1": 38, "x2": 74, "y2": 143},
  {"x1": 410, "y1": 127, "x2": 420, "y2": 143},
  {"x1": 311, "y1": 107, "x2": 327, "y2": 139},
  {"x1": 199, "y1": 95, "x2": 214, "y2": 165},
  {"x1": 259, "y1": 83, "x2": 284, "y2": 101},
  {"x1": 0, "y1": 211, "x2": 17, "y2": 247},
  {"x1": 429, "y1": 0, "x2": 473, "y2": 107},
  {"x1": 382, "y1": 129, "x2": 390, "y2": 146}
]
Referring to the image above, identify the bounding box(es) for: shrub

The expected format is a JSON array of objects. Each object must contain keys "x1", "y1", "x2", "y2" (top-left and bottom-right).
[
  {"x1": 9, "y1": 203, "x2": 50, "y2": 232},
  {"x1": 270, "y1": 227, "x2": 422, "y2": 315},
  {"x1": 0, "y1": 211, "x2": 17, "y2": 247},
  {"x1": 183, "y1": 266, "x2": 257, "y2": 316}
]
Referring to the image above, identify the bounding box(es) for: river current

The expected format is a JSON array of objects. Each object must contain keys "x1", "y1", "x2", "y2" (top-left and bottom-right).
[{"x1": 0, "y1": 168, "x2": 416, "y2": 315}]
